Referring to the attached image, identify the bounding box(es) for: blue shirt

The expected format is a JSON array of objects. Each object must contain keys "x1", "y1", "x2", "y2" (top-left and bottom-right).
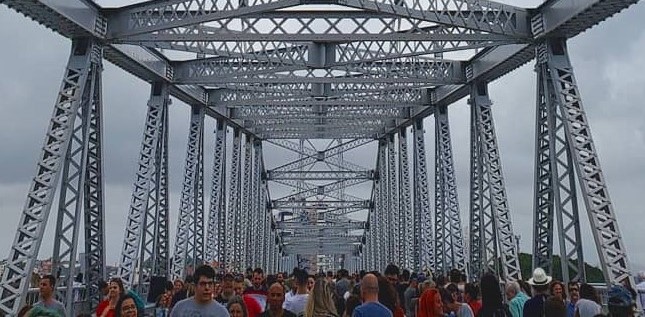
[
  {"x1": 352, "y1": 301, "x2": 393, "y2": 317},
  {"x1": 508, "y1": 292, "x2": 529, "y2": 317}
]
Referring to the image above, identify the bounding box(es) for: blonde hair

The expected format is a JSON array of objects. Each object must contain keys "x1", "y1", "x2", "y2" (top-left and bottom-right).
[{"x1": 304, "y1": 278, "x2": 337, "y2": 317}]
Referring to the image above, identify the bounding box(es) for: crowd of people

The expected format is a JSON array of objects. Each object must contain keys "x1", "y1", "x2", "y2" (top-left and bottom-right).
[{"x1": 20, "y1": 264, "x2": 643, "y2": 317}]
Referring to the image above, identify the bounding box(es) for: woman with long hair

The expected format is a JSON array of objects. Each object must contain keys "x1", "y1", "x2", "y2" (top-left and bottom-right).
[
  {"x1": 377, "y1": 275, "x2": 405, "y2": 317},
  {"x1": 304, "y1": 278, "x2": 338, "y2": 317},
  {"x1": 550, "y1": 281, "x2": 567, "y2": 302},
  {"x1": 97, "y1": 277, "x2": 125, "y2": 317},
  {"x1": 477, "y1": 273, "x2": 511, "y2": 317},
  {"x1": 417, "y1": 288, "x2": 443, "y2": 317}
]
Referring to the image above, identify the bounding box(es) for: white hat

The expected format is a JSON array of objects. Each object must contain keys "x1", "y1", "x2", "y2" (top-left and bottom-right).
[{"x1": 527, "y1": 268, "x2": 552, "y2": 286}]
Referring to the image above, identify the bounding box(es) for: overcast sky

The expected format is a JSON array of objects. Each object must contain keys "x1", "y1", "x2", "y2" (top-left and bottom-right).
[{"x1": 0, "y1": 1, "x2": 644, "y2": 276}]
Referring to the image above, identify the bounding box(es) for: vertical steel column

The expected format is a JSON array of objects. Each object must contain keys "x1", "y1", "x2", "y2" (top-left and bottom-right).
[
  {"x1": 470, "y1": 83, "x2": 522, "y2": 281},
  {"x1": 242, "y1": 135, "x2": 253, "y2": 269},
  {"x1": 377, "y1": 139, "x2": 388, "y2": 270},
  {"x1": 137, "y1": 82, "x2": 171, "y2": 297},
  {"x1": 0, "y1": 39, "x2": 103, "y2": 315},
  {"x1": 263, "y1": 197, "x2": 271, "y2": 271},
  {"x1": 156, "y1": 99, "x2": 171, "y2": 278},
  {"x1": 365, "y1": 212, "x2": 373, "y2": 270},
  {"x1": 192, "y1": 110, "x2": 205, "y2": 269},
  {"x1": 259, "y1": 183, "x2": 268, "y2": 270},
  {"x1": 207, "y1": 120, "x2": 227, "y2": 265},
  {"x1": 434, "y1": 117, "x2": 447, "y2": 274},
  {"x1": 532, "y1": 56, "x2": 556, "y2": 276},
  {"x1": 472, "y1": 90, "x2": 500, "y2": 278},
  {"x1": 51, "y1": 41, "x2": 104, "y2": 315},
  {"x1": 413, "y1": 119, "x2": 433, "y2": 272},
  {"x1": 539, "y1": 39, "x2": 635, "y2": 287},
  {"x1": 227, "y1": 129, "x2": 242, "y2": 272},
  {"x1": 532, "y1": 41, "x2": 586, "y2": 283},
  {"x1": 469, "y1": 100, "x2": 486, "y2": 281},
  {"x1": 387, "y1": 134, "x2": 399, "y2": 265},
  {"x1": 398, "y1": 128, "x2": 413, "y2": 270},
  {"x1": 251, "y1": 140, "x2": 263, "y2": 268},
  {"x1": 119, "y1": 81, "x2": 170, "y2": 294},
  {"x1": 172, "y1": 107, "x2": 205, "y2": 279},
  {"x1": 435, "y1": 105, "x2": 466, "y2": 272},
  {"x1": 84, "y1": 52, "x2": 106, "y2": 310}
]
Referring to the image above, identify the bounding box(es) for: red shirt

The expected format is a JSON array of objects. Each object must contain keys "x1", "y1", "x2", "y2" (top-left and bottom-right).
[
  {"x1": 468, "y1": 299, "x2": 482, "y2": 316},
  {"x1": 96, "y1": 300, "x2": 116, "y2": 317}
]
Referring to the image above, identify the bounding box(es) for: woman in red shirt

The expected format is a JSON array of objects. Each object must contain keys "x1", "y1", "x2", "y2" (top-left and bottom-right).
[{"x1": 96, "y1": 277, "x2": 125, "y2": 317}]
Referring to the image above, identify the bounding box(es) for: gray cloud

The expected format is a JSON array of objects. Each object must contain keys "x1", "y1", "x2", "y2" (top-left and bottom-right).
[{"x1": 0, "y1": 1, "x2": 644, "y2": 276}]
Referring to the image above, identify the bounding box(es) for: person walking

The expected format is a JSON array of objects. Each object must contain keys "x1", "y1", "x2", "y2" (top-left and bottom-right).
[{"x1": 352, "y1": 274, "x2": 392, "y2": 317}]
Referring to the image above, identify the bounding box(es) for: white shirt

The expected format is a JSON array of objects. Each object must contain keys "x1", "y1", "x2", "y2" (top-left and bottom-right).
[
  {"x1": 283, "y1": 293, "x2": 308, "y2": 315},
  {"x1": 575, "y1": 298, "x2": 601, "y2": 317}
]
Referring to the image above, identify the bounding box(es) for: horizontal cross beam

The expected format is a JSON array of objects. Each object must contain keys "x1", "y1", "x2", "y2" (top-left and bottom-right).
[{"x1": 266, "y1": 170, "x2": 375, "y2": 181}]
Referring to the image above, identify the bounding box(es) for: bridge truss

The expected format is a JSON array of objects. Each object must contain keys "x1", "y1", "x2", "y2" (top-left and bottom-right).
[{"x1": 0, "y1": 0, "x2": 641, "y2": 314}]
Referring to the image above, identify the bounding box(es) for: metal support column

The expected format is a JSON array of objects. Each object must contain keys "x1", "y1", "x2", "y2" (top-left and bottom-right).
[
  {"x1": 469, "y1": 99, "x2": 486, "y2": 281},
  {"x1": 413, "y1": 119, "x2": 433, "y2": 272},
  {"x1": 207, "y1": 120, "x2": 227, "y2": 265},
  {"x1": 251, "y1": 140, "x2": 263, "y2": 268},
  {"x1": 242, "y1": 135, "x2": 253, "y2": 269},
  {"x1": 51, "y1": 39, "x2": 106, "y2": 314},
  {"x1": 0, "y1": 39, "x2": 105, "y2": 315},
  {"x1": 119, "y1": 80, "x2": 171, "y2": 296},
  {"x1": 469, "y1": 82, "x2": 521, "y2": 281},
  {"x1": 227, "y1": 129, "x2": 242, "y2": 272},
  {"x1": 387, "y1": 134, "x2": 399, "y2": 265},
  {"x1": 377, "y1": 139, "x2": 388, "y2": 270},
  {"x1": 536, "y1": 38, "x2": 635, "y2": 287},
  {"x1": 398, "y1": 128, "x2": 413, "y2": 270},
  {"x1": 172, "y1": 106, "x2": 205, "y2": 279},
  {"x1": 435, "y1": 105, "x2": 466, "y2": 273}
]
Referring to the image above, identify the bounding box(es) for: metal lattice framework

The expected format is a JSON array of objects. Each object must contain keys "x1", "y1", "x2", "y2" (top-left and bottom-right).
[
  {"x1": 119, "y1": 81, "x2": 171, "y2": 298},
  {"x1": 172, "y1": 106, "x2": 206, "y2": 279},
  {"x1": 0, "y1": 0, "x2": 642, "y2": 314},
  {"x1": 434, "y1": 105, "x2": 466, "y2": 275}
]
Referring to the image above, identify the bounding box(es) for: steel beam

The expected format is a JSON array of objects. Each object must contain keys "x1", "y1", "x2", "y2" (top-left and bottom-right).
[
  {"x1": 537, "y1": 39, "x2": 635, "y2": 288},
  {"x1": 49, "y1": 40, "x2": 104, "y2": 316},
  {"x1": 172, "y1": 106, "x2": 205, "y2": 279},
  {"x1": 398, "y1": 128, "x2": 413, "y2": 270},
  {"x1": 118, "y1": 81, "x2": 171, "y2": 300},
  {"x1": 266, "y1": 170, "x2": 374, "y2": 181},
  {"x1": 271, "y1": 200, "x2": 370, "y2": 209},
  {"x1": 206, "y1": 119, "x2": 227, "y2": 263},
  {"x1": 413, "y1": 119, "x2": 432, "y2": 272},
  {"x1": 226, "y1": 129, "x2": 242, "y2": 271},
  {"x1": 434, "y1": 105, "x2": 466, "y2": 273},
  {"x1": 242, "y1": 135, "x2": 254, "y2": 269},
  {"x1": 469, "y1": 82, "x2": 521, "y2": 281}
]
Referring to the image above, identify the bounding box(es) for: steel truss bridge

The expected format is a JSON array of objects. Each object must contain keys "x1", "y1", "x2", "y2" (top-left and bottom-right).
[{"x1": 0, "y1": 0, "x2": 641, "y2": 315}]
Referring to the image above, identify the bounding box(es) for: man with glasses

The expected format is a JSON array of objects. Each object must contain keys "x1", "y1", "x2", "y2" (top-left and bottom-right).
[
  {"x1": 566, "y1": 282, "x2": 579, "y2": 317},
  {"x1": 171, "y1": 265, "x2": 230, "y2": 317}
]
